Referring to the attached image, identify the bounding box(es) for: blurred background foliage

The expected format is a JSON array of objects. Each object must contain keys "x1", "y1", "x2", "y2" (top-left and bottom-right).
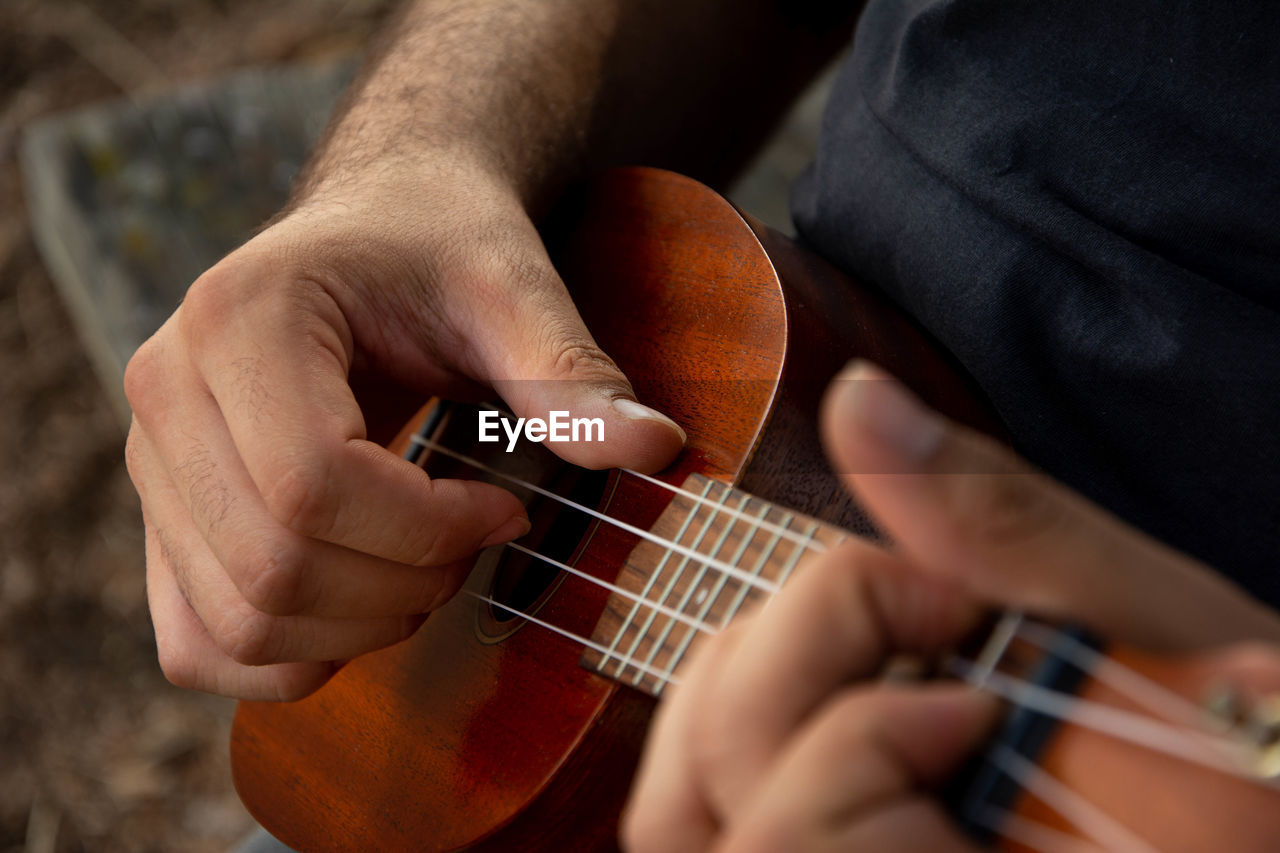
[{"x1": 0, "y1": 2, "x2": 396, "y2": 850}]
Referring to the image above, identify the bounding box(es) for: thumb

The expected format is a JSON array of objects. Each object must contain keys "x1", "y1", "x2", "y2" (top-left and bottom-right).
[
  {"x1": 820, "y1": 361, "x2": 1280, "y2": 651},
  {"x1": 466, "y1": 262, "x2": 685, "y2": 473}
]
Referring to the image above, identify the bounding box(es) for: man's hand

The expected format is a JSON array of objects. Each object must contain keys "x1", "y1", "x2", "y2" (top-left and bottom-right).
[
  {"x1": 124, "y1": 155, "x2": 688, "y2": 702},
  {"x1": 624, "y1": 536, "x2": 996, "y2": 853},
  {"x1": 123, "y1": 0, "x2": 857, "y2": 702},
  {"x1": 622, "y1": 362, "x2": 1280, "y2": 852}
]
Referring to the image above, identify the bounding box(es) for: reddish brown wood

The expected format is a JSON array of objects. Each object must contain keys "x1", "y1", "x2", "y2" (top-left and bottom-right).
[
  {"x1": 1000, "y1": 646, "x2": 1280, "y2": 853},
  {"x1": 229, "y1": 168, "x2": 999, "y2": 850}
]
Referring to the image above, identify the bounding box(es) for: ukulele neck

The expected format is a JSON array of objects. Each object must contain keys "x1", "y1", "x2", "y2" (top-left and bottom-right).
[{"x1": 582, "y1": 473, "x2": 849, "y2": 697}]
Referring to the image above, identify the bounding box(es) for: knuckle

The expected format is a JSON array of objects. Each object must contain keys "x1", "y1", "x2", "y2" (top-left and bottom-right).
[
  {"x1": 550, "y1": 339, "x2": 621, "y2": 381},
  {"x1": 180, "y1": 253, "x2": 287, "y2": 355},
  {"x1": 179, "y1": 265, "x2": 240, "y2": 341},
  {"x1": 182, "y1": 251, "x2": 351, "y2": 363},
  {"x1": 424, "y1": 564, "x2": 463, "y2": 610},
  {"x1": 404, "y1": 519, "x2": 445, "y2": 569},
  {"x1": 237, "y1": 536, "x2": 309, "y2": 616},
  {"x1": 185, "y1": 253, "x2": 262, "y2": 310},
  {"x1": 123, "y1": 340, "x2": 162, "y2": 412},
  {"x1": 262, "y1": 454, "x2": 336, "y2": 535},
  {"x1": 214, "y1": 608, "x2": 281, "y2": 666}
]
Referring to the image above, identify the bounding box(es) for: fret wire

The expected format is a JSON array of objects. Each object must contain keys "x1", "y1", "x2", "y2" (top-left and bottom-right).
[
  {"x1": 653, "y1": 499, "x2": 772, "y2": 697},
  {"x1": 594, "y1": 478, "x2": 715, "y2": 674},
  {"x1": 473, "y1": 402, "x2": 826, "y2": 553},
  {"x1": 769, "y1": 520, "x2": 818, "y2": 594},
  {"x1": 622, "y1": 468, "x2": 829, "y2": 553},
  {"x1": 717, "y1": 508, "x2": 794, "y2": 631},
  {"x1": 412, "y1": 436, "x2": 780, "y2": 595},
  {"x1": 505, "y1": 542, "x2": 715, "y2": 636},
  {"x1": 631, "y1": 492, "x2": 753, "y2": 687},
  {"x1": 463, "y1": 591, "x2": 682, "y2": 687},
  {"x1": 610, "y1": 482, "x2": 734, "y2": 681}
]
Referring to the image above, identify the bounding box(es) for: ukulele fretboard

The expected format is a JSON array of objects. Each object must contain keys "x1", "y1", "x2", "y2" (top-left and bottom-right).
[{"x1": 582, "y1": 473, "x2": 849, "y2": 696}]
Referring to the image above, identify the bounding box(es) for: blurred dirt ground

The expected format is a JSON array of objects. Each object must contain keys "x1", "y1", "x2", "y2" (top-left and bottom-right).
[{"x1": 0, "y1": 2, "x2": 395, "y2": 850}]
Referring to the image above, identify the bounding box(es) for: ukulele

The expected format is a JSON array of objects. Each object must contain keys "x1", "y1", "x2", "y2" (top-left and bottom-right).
[{"x1": 230, "y1": 168, "x2": 1280, "y2": 851}]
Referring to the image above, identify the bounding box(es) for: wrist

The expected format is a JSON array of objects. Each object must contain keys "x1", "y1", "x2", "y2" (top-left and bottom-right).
[
  {"x1": 289, "y1": 141, "x2": 526, "y2": 219},
  {"x1": 286, "y1": 0, "x2": 608, "y2": 217},
  {"x1": 247, "y1": 155, "x2": 544, "y2": 307}
]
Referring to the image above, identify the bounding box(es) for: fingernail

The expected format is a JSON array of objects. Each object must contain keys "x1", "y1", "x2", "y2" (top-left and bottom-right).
[
  {"x1": 837, "y1": 361, "x2": 944, "y2": 463},
  {"x1": 480, "y1": 516, "x2": 531, "y2": 549},
  {"x1": 612, "y1": 398, "x2": 687, "y2": 444}
]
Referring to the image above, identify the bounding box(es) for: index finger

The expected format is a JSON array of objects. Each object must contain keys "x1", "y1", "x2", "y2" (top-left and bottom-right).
[{"x1": 180, "y1": 272, "x2": 527, "y2": 565}]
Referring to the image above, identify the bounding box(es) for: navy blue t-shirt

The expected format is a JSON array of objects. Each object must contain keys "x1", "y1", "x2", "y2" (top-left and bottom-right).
[{"x1": 793, "y1": 0, "x2": 1280, "y2": 605}]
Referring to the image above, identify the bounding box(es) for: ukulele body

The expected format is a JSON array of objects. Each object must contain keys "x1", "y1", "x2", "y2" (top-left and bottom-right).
[{"x1": 229, "y1": 168, "x2": 993, "y2": 851}]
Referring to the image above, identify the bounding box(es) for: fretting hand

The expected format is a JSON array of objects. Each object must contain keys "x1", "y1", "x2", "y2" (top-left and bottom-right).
[{"x1": 621, "y1": 362, "x2": 1280, "y2": 852}]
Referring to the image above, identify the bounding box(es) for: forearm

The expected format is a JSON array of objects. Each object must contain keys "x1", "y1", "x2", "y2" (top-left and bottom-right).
[{"x1": 295, "y1": 0, "x2": 858, "y2": 212}]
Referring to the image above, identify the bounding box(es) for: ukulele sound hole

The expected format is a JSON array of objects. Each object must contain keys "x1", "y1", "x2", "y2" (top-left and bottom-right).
[
  {"x1": 410, "y1": 401, "x2": 615, "y2": 637},
  {"x1": 488, "y1": 465, "x2": 611, "y2": 626}
]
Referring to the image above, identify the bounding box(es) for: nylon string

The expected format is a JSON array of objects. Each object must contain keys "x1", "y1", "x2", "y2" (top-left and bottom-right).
[
  {"x1": 411, "y1": 434, "x2": 788, "y2": 596},
  {"x1": 1015, "y1": 621, "x2": 1213, "y2": 730},
  {"x1": 473, "y1": 402, "x2": 829, "y2": 553},
  {"x1": 947, "y1": 658, "x2": 1259, "y2": 782},
  {"x1": 595, "y1": 478, "x2": 717, "y2": 676},
  {"x1": 608, "y1": 484, "x2": 737, "y2": 684},
  {"x1": 464, "y1": 590, "x2": 683, "y2": 687},
  {"x1": 968, "y1": 808, "x2": 1107, "y2": 853},
  {"x1": 985, "y1": 745, "x2": 1160, "y2": 853},
  {"x1": 505, "y1": 541, "x2": 716, "y2": 637}
]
